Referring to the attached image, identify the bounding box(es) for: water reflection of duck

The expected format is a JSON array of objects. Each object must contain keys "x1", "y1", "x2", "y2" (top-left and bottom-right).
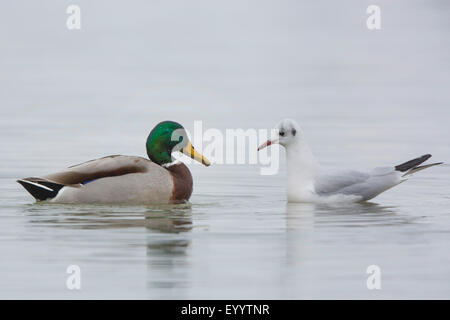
[
  {"x1": 25, "y1": 203, "x2": 193, "y2": 232},
  {"x1": 145, "y1": 207, "x2": 193, "y2": 291},
  {"x1": 144, "y1": 206, "x2": 193, "y2": 233}
]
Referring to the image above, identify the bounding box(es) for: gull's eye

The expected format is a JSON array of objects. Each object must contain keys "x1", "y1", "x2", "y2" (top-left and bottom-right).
[{"x1": 279, "y1": 131, "x2": 285, "y2": 137}]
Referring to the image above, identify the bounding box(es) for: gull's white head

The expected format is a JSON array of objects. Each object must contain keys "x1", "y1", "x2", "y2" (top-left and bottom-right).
[{"x1": 258, "y1": 118, "x2": 302, "y2": 151}]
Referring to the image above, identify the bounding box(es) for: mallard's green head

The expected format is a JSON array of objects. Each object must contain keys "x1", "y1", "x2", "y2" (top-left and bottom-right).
[{"x1": 146, "y1": 121, "x2": 210, "y2": 166}]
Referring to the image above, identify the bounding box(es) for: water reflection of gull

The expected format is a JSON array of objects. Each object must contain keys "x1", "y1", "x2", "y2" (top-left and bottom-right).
[
  {"x1": 283, "y1": 202, "x2": 412, "y2": 270},
  {"x1": 285, "y1": 201, "x2": 416, "y2": 230},
  {"x1": 286, "y1": 203, "x2": 316, "y2": 231},
  {"x1": 284, "y1": 203, "x2": 316, "y2": 270}
]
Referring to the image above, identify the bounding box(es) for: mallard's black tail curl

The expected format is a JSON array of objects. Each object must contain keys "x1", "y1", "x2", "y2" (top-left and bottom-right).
[{"x1": 17, "y1": 178, "x2": 64, "y2": 201}]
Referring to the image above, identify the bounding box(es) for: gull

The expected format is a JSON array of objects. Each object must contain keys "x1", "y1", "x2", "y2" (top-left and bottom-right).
[{"x1": 258, "y1": 119, "x2": 443, "y2": 203}]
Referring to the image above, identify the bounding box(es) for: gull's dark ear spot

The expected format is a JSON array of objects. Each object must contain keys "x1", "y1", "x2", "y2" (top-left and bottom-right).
[{"x1": 292, "y1": 129, "x2": 296, "y2": 136}]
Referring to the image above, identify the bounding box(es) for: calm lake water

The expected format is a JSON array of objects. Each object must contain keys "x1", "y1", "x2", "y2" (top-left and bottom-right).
[{"x1": 0, "y1": 1, "x2": 449, "y2": 299}]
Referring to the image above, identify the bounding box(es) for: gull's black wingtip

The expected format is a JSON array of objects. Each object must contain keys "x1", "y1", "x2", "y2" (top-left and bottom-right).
[{"x1": 395, "y1": 154, "x2": 432, "y2": 172}]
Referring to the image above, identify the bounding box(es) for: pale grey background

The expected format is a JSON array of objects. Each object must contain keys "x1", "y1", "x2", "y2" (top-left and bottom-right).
[{"x1": 0, "y1": 1, "x2": 449, "y2": 299}]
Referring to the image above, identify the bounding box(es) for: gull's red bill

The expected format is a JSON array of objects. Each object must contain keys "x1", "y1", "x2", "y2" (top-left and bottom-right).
[{"x1": 257, "y1": 140, "x2": 272, "y2": 151}]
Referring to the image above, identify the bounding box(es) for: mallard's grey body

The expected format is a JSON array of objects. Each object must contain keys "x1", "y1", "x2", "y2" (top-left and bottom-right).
[{"x1": 18, "y1": 155, "x2": 193, "y2": 204}]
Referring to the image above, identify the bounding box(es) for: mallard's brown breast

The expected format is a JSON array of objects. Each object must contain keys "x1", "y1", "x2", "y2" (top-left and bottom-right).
[{"x1": 166, "y1": 162, "x2": 193, "y2": 203}]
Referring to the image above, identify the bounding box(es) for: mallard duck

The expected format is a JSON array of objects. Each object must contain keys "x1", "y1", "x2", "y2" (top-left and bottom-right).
[{"x1": 17, "y1": 121, "x2": 210, "y2": 204}]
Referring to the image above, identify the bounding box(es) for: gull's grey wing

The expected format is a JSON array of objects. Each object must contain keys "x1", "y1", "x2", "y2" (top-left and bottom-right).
[{"x1": 315, "y1": 167, "x2": 403, "y2": 201}]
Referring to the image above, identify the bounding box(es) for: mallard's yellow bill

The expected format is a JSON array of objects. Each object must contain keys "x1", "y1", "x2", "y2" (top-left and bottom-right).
[{"x1": 181, "y1": 141, "x2": 211, "y2": 166}]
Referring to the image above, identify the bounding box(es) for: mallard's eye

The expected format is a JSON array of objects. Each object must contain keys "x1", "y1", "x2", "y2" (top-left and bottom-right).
[{"x1": 279, "y1": 131, "x2": 285, "y2": 137}]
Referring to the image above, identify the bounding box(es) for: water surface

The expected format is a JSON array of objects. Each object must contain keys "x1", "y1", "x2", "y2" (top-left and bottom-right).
[{"x1": 0, "y1": 0, "x2": 449, "y2": 299}]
